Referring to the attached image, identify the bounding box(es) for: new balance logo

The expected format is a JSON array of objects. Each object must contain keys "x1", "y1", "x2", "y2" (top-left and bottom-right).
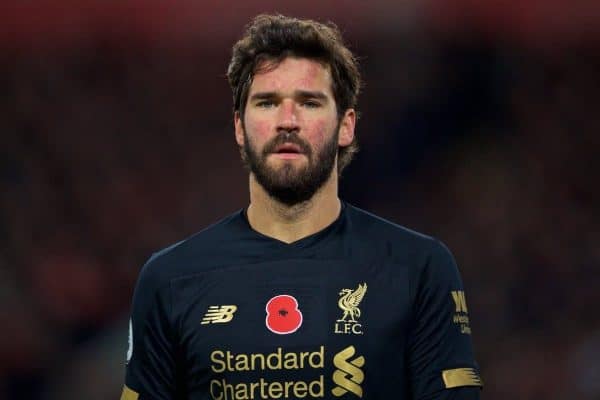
[
  {"x1": 332, "y1": 345, "x2": 365, "y2": 398},
  {"x1": 201, "y1": 305, "x2": 237, "y2": 324}
]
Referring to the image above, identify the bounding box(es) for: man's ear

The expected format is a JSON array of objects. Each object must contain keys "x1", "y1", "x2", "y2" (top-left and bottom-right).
[
  {"x1": 234, "y1": 111, "x2": 244, "y2": 146},
  {"x1": 338, "y1": 109, "x2": 356, "y2": 147}
]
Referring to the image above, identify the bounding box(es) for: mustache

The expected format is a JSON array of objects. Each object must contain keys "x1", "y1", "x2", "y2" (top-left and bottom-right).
[{"x1": 262, "y1": 132, "x2": 312, "y2": 155}]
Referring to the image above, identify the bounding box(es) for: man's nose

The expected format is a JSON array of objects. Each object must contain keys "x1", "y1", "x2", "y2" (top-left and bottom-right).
[{"x1": 277, "y1": 99, "x2": 299, "y2": 132}]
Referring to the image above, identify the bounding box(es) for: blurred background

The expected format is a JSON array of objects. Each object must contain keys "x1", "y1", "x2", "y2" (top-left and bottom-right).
[{"x1": 1, "y1": 1, "x2": 599, "y2": 399}]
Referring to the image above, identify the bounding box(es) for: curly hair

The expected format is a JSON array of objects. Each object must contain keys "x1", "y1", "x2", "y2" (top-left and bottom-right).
[{"x1": 227, "y1": 14, "x2": 361, "y2": 174}]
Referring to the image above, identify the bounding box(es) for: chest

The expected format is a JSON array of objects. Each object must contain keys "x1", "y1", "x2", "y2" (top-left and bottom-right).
[{"x1": 171, "y1": 259, "x2": 412, "y2": 395}]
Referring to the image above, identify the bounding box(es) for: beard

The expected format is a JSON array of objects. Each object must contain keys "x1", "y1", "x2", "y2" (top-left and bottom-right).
[{"x1": 242, "y1": 126, "x2": 339, "y2": 206}]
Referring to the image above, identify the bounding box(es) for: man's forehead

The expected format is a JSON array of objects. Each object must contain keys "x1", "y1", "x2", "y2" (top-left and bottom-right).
[{"x1": 249, "y1": 57, "x2": 333, "y2": 96}]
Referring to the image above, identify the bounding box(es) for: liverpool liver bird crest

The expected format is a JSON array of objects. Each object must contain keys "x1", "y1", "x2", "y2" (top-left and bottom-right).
[{"x1": 337, "y1": 283, "x2": 367, "y2": 322}]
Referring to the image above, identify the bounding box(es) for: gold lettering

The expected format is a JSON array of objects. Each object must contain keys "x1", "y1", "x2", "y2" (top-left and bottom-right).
[
  {"x1": 210, "y1": 380, "x2": 223, "y2": 400},
  {"x1": 225, "y1": 351, "x2": 236, "y2": 372},
  {"x1": 334, "y1": 323, "x2": 343, "y2": 334},
  {"x1": 344, "y1": 323, "x2": 352, "y2": 334},
  {"x1": 283, "y1": 381, "x2": 294, "y2": 398},
  {"x1": 235, "y1": 383, "x2": 249, "y2": 400},
  {"x1": 250, "y1": 353, "x2": 265, "y2": 371},
  {"x1": 209, "y1": 377, "x2": 327, "y2": 400},
  {"x1": 451, "y1": 291, "x2": 468, "y2": 313},
  {"x1": 260, "y1": 378, "x2": 268, "y2": 399},
  {"x1": 211, "y1": 351, "x2": 226, "y2": 373},
  {"x1": 299, "y1": 352, "x2": 309, "y2": 369},
  {"x1": 309, "y1": 375, "x2": 325, "y2": 397},
  {"x1": 308, "y1": 346, "x2": 325, "y2": 369},
  {"x1": 211, "y1": 346, "x2": 327, "y2": 374},
  {"x1": 234, "y1": 354, "x2": 250, "y2": 371},
  {"x1": 223, "y1": 379, "x2": 235, "y2": 400},
  {"x1": 352, "y1": 324, "x2": 363, "y2": 335},
  {"x1": 249, "y1": 382, "x2": 259, "y2": 400},
  {"x1": 268, "y1": 381, "x2": 283, "y2": 399},
  {"x1": 267, "y1": 348, "x2": 283, "y2": 370},
  {"x1": 293, "y1": 380, "x2": 308, "y2": 398},
  {"x1": 453, "y1": 315, "x2": 470, "y2": 324},
  {"x1": 283, "y1": 352, "x2": 299, "y2": 370},
  {"x1": 336, "y1": 322, "x2": 364, "y2": 335}
]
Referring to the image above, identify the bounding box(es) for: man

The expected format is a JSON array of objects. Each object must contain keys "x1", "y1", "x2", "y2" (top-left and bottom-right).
[{"x1": 121, "y1": 14, "x2": 482, "y2": 400}]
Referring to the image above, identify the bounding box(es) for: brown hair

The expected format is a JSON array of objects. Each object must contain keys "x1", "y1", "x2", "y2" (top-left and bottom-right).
[{"x1": 227, "y1": 14, "x2": 361, "y2": 174}]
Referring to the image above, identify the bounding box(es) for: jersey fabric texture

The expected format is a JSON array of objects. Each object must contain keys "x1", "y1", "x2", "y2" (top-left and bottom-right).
[{"x1": 122, "y1": 203, "x2": 482, "y2": 400}]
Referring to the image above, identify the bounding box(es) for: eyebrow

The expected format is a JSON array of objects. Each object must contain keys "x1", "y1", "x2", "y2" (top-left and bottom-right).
[
  {"x1": 249, "y1": 90, "x2": 329, "y2": 101},
  {"x1": 295, "y1": 90, "x2": 328, "y2": 100}
]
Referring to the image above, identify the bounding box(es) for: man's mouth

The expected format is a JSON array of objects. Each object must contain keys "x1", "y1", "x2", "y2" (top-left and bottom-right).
[{"x1": 273, "y1": 143, "x2": 303, "y2": 154}]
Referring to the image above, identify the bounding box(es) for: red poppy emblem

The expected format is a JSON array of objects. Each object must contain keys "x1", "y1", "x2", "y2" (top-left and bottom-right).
[{"x1": 265, "y1": 295, "x2": 303, "y2": 334}]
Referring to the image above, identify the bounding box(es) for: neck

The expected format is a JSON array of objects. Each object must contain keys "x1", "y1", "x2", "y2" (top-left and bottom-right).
[{"x1": 246, "y1": 172, "x2": 341, "y2": 244}]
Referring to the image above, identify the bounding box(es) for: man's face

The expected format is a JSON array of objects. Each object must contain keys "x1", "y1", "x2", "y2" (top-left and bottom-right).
[{"x1": 235, "y1": 57, "x2": 354, "y2": 205}]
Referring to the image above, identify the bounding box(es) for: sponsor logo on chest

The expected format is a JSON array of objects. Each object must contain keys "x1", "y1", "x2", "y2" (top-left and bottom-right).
[{"x1": 208, "y1": 345, "x2": 365, "y2": 399}]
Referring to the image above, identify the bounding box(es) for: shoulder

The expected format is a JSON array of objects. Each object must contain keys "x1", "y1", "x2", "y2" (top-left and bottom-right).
[
  {"x1": 135, "y1": 210, "x2": 245, "y2": 291},
  {"x1": 344, "y1": 204, "x2": 461, "y2": 302},
  {"x1": 345, "y1": 204, "x2": 450, "y2": 260}
]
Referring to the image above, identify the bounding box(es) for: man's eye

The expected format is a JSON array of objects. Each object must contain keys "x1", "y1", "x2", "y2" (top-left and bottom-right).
[
  {"x1": 302, "y1": 101, "x2": 321, "y2": 108},
  {"x1": 256, "y1": 101, "x2": 275, "y2": 108}
]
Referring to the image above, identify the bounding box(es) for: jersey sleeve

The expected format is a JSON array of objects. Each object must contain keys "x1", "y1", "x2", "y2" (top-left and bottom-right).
[
  {"x1": 407, "y1": 239, "x2": 483, "y2": 399},
  {"x1": 121, "y1": 256, "x2": 178, "y2": 400}
]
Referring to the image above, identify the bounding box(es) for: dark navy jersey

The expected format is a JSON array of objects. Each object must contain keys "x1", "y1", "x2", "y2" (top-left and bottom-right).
[{"x1": 121, "y1": 203, "x2": 482, "y2": 400}]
